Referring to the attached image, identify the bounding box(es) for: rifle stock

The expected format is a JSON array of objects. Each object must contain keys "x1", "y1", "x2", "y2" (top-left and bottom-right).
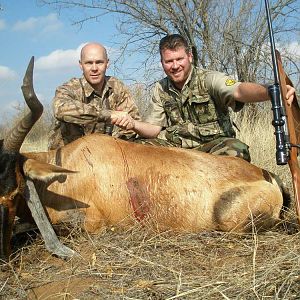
[{"x1": 276, "y1": 50, "x2": 300, "y2": 223}]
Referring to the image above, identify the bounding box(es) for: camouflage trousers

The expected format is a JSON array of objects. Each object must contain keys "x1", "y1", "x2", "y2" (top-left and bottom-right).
[{"x1": 135, "y1": 137, "x2": 251, "y2": 162}]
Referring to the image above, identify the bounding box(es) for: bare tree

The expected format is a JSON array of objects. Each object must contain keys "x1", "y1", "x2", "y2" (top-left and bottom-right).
[{"x1": 40, "y1": 0, "x2": 300, "y2": 86}]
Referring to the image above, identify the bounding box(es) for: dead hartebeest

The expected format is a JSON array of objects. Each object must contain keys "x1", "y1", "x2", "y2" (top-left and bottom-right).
[{"x1": 0, "y1": 57, "x2": 291, "y2": 262}]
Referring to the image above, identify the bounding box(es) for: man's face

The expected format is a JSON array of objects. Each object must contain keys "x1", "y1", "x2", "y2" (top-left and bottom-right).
[
  {"x1": 160, "y1": 46, "x2": 193, "y2": 89},
  {"x1": 80, "y1": 45, "x2": 109, "y2": 92}
]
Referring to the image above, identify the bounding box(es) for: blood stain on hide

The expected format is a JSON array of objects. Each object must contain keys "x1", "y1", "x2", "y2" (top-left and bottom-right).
[{"x1": 126, "y1": 177, "x2": 150, "y2": 221}]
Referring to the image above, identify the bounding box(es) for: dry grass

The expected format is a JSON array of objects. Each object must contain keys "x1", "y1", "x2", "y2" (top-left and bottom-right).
[
  {"x1": 235, "y1": 104, "x2": 292, "y2": 186},
  {"x1": 1, "y1": 104, "x2": 300, "y2": 299},
  {"x1": 1, "y1": 225, "x2": 300, "y2": 299}
]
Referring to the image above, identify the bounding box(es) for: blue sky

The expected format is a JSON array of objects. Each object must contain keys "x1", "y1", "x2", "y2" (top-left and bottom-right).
[
  {"x1": 1, "y1": 1, "x2": 299, "y2": 125},
  {"x1": 0, "y1": 0, "x2": 153, "y2": 123}
]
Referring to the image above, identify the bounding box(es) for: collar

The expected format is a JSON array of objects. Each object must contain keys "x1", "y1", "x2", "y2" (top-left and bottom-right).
[
  {"x1": 167, "y1": 66, "x2": 196, "y2": 104},
  {"x1": 167, "y1": 65, "x2": 194, "y2": 91},
  {"x1": 80, "y1": 76, "x2": 112, "y2": 98}
]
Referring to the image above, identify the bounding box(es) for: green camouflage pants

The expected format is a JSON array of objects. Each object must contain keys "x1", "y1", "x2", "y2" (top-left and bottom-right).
[{"x1": 135, "y1": 137, "x2": 251, "y2": 162}]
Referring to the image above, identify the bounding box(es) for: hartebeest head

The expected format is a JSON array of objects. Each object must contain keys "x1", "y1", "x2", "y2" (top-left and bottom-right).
[
  {"x1": 1, "y1": 58, "x2": 77, "y2": 262},
  {"x1": 0, "y1": 57, "x2": 43, "y2": 261}
]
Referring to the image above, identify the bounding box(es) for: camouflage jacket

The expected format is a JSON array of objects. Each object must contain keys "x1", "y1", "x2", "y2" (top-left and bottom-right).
[
  {"x1": 146, "y1": 67, "x2": 243, "y2": 148},
  {"x1": 49, "y1": 76, "x2": 141, "y2": 149}
]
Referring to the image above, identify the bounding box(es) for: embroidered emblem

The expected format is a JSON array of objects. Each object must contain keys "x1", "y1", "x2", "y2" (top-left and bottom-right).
[{"x1": 225, "y1": 79, "x2": 236, "y2": 86}]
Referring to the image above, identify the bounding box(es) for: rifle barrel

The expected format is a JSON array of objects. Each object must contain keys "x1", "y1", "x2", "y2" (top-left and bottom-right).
[{"x1": 264, "y1": 0, "x2": 280, "y2": 85}]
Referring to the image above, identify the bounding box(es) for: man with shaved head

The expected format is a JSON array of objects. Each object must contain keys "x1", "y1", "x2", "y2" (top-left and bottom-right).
[{"x1": 49, "y1": 42, "x2": 141, "y2": 149}]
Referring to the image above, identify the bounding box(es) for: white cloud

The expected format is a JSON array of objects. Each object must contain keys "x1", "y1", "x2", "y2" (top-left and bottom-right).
[
  {"x1": 34, "y1": 43, "x2": 122, "y2": 73},
  {"x1": 285, "y1": 41, "x2": 300, "y2": 57},
  {"x1": 41, "y1": 13, "x2": 64, "y2": 33},
  {"x1": 35, "y1": 44, "x2": 84, "y2": 71},
  {"x1": 13, "y1": 17, "x2": 36, "y2": 31},
  {"x1": 12, "y1": 13, "x2": 63, "y2": 33},
  {"x1": 0, "y1": 19, "x2": 6, "y2": 30},
  {"x1": 0, "y1": 66, "x2": 17, "y2": 80}
]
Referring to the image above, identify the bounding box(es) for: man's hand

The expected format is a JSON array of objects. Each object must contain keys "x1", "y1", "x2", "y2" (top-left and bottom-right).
[
  {"x1": 111, "y1": 111, "x2": 135, "y2": 130},
  {"x1": 111, "y1": 110, "x2": 162, "y2": 138},
  {"x1": 286, "y1": 85, "x2": 296, "y2": 106}
]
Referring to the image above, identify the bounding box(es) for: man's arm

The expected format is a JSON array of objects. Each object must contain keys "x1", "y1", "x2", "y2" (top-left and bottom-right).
[
  {"x1": 108, "y1": 78, "x2": 144, "y2": 139},
  {"x1": 233, "y1": 82, "x2": 295, "y2": 105},
  {"x1": 113, "y1": 80, "x2": 141, "y2": 121},
  {"x1": 53, "y1": 85, "x2": 102, "y2": 125},
  {"x1": 111, "y1": 81, "x2": 167, "y2": 138},
  {"x1": 111, "y1": 112, "x2": 162, "y2": 138},
  {"x1": 53, "y1": 84, "x2": 111, "y2": 125}
]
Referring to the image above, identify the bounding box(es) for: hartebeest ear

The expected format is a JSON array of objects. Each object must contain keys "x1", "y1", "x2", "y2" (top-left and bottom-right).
[{"x1": 23, "y1": 158, "x2": 77, "y2": 182}]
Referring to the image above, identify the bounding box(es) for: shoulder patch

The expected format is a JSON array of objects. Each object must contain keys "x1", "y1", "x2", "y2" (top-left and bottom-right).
[{"x1": 225, "y1": 79, "x2": 236, "y2": 86}]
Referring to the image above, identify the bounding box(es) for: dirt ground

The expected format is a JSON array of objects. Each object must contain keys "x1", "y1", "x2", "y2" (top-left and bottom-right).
[{"x1": 1, "y1": 218, "x2": 300, "y2": 300}]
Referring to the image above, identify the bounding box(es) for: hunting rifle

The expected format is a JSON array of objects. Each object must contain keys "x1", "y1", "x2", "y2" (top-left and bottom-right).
[{"x1": 264, "y1": 0, "x2": 300, "y2": 224}]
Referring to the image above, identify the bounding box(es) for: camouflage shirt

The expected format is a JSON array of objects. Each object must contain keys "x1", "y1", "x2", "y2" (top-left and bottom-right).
[
  {"x1": 49, "y1": 76, "x2": 141, "y2": 149},
  {"x1": 145, "y1": 66, "x2": 243, "y2": 148}
]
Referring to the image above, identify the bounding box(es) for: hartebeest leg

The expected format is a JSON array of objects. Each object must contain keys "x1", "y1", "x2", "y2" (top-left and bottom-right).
[{"x1": 25, "y1": 180, "x2": 77, "y2": 259}]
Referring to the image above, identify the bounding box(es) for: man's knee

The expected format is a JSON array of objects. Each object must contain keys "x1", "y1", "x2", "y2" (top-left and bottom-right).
[{"x1": 206, "y1": 138, "x2": 251, "y2": 162}]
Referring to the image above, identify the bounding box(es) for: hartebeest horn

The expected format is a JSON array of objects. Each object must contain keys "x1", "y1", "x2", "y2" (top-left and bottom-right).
[{"x1": 3, "y1": 57, "x2": 43, "y2": 151}]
